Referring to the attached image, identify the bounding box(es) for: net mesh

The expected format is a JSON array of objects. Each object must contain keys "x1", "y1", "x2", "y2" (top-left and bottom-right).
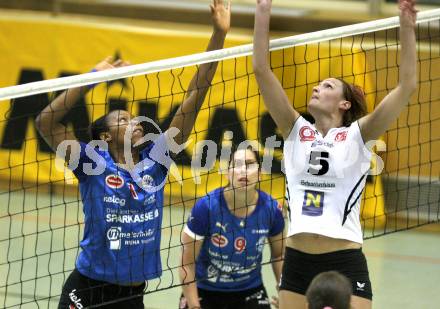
[{"x1": 0, "y1": 11, "x2": 440, "y2": 308}]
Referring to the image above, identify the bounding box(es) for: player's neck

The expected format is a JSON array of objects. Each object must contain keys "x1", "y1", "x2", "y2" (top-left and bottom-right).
[
  {"x1": 223, "y1": 187, "x2": 258, "y2": 218},
  {"x1": 109, "y1": 145, "x2": 140, "y2": 169},
  {"x1": 314, "y1": 114, "x2": 343, "y2": 136}
]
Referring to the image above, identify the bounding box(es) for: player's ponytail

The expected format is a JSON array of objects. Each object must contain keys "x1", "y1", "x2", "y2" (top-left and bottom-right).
[{"x1": 337, "y1": 78, "x2": 367, "y2": 126}]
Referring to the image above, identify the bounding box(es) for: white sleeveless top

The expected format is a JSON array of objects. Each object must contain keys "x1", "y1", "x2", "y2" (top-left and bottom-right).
[{"x1": 283, "y1": 116, "x2": 372, "y2": 244}]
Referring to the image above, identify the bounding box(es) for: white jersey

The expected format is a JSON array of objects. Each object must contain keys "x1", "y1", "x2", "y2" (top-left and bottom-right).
[{"x1": 283, "y1": 116, "x2": 372, "y2": 244}]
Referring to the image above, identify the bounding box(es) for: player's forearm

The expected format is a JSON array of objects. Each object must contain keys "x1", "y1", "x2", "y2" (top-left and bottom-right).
[
  {"x1": 271, "y1": 256, "x2": 283, "y2": 284},
  {"x1": 182, "y1": 282, "x2": 200, "y2": 309},
  {"x1": 180, "y1": 265, "x2": 201, "y2": 308},
  {"x1": 187, "y1": 29, "x2": 226, "y2": 95},
  {"x1": 253, "y1": 2, "x2": 271, "y2": 73},
  {"x1": 398, "y1": 24, "x2": 417, "y2": 94},
  {"x1": 36, "y1": 87, "x2": 85, "y2": 133},
  {"x1": 170, "y1": 29, "x2": 226, "y2": 145}
]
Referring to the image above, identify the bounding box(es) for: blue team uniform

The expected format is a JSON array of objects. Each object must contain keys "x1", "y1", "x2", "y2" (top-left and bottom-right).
[
  {"x1": 185, "y1": 188, "x2": 284, "y2": 291},
  {"x1": 71, "y1": 136, "x2": 169, "y2": 285}
]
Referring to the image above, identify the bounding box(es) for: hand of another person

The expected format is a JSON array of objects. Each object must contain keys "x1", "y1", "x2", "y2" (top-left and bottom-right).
[{"x1": 94, "y1": 56, "x2": 130, "y2": 72}]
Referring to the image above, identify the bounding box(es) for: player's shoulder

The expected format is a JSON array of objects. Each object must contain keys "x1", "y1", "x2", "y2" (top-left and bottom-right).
[
  {"x1": 140, "y1": 141, "x2": 154, "y2": 155},
  {"x1": 73, "y1": 141, "x2": 109, "y2": 179},
  {"x1": 257, "y1": 190, "x2": 278, "y2": 209},
  {"x1": 195, "y1": 187, "x2": 223, "y2": 210},
  {"x1": 203, "y1": 187, "x2": 223, "y2": 205},
  {"x1": 287, "y1": 115, "x2": 317, "y2": 142},
  {"x1": 204, "y1": 187, "x2": 223, "y2": 199},
  {"x1": 343, "y1": 121, "x2": 364, "y2": 145},
  {"x1": 347, "y1": 120, "x2": 362, "y2": 135}
]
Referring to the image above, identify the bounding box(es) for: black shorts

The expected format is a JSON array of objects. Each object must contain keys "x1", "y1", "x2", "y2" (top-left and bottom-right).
[
  {"x1": 179, "y1": 285, "x2": 271, "y2": 309},
  {"x1": 279, "y1": 247, "x2": 372, "y2": 300},
  {"x1": 58, "y1": 268, "x2": 145, "y2": 309}
]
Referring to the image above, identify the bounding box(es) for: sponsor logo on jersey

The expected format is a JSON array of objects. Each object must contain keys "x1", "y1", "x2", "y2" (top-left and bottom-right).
[
  {"x1": 256, "y1": 236, "x2": 266, "y2": 253},
  {"x1": 103, "y1": 195, "x2": 126, "y2": 207},
  {"x1": 106, "y1": 209, "x2": 160, "y2": 224},
  {"x1": 302, "y1": 190, "x2": 324, "y2": 216},
  {"x1": 144, "y1": 195, "x2": 156, "y2": 205},
  {"x1": 207, "y1": 265, "x2": 219, "y2": 282},
  {"x1": 300, "y1": 180, "x2": 336, "y2": 188},
  {"x1": 208, "y1": 248, "x2": 228, "y2": 259},
  {"x1": 299, "y1": 126, "x2": 316, "y2": 142},
  {"x1": 234, "y1": 237, "x2": 246, "y2": 253},
  {"x1": 142, "y1": 174, "x2": 155, "y2": 190},
  {"x1": 311, "y1": 140, "x2": 334, "y2": 148},
  {"x1": 211, "y1": 233, "x2": 228, "y2": 248},
  {"x1": 128, "y1": 183, "x2": 138, "y2": 199},
  {"x1": 105, "y1": 174, "x2": 124, "y2": 189},
  {"x1": 252, "y1": 229, "x2": 269, "y2": 234},
  {"x1": 106, "y1": 227, "x2": 122, "y2": 250},
  {"x1": 107, "y1": 226, "x2": 121, "y2": 241},
  {"x1": 215, "y1": 222, "x2": 228, "y2": 233},
  {"x1": 335, "y1": 131, "x2": 348, "y2": 142}
]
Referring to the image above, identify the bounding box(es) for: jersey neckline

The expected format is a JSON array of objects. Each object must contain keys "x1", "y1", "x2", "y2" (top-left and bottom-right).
[{"x1": 219, "y1": 187, "x2": 262, "y2": 224}]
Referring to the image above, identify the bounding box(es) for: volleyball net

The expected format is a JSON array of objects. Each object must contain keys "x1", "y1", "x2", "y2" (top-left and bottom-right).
[{"x1": 0, "y1": 8, "x2": 439, "y2": 308}]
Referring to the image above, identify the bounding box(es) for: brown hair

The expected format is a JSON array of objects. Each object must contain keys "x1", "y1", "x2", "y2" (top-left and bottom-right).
[
  {"x1": 337, "y1": 78, "x2": 367, "y2": 127},
  {"x1": 306, "y1": 271, "x2": 352, "y2": 309},
  {"x1": 228, "y1": 144, "x2": 261, "y2": 169}
]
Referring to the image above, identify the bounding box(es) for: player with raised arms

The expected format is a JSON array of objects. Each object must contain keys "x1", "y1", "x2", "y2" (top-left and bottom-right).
[
  {"x1": 35, "y1": 1, "x2": 231, "y2": 308},
  {"x1": 179, "y1": 145, "x2": 285, "y2": 309},
  {"x1": 253, "y1": 0, "x2": 417, "y2": 308}
]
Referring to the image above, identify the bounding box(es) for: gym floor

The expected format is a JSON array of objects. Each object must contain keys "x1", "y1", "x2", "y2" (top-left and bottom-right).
[{"x1": 1, "y1": 191, "x2": 439, "y2": 308}]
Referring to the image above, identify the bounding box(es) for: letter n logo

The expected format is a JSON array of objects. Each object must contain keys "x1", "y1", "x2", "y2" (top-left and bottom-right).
[{"x1": 302, "y1": 190, "x2": 324, "y2": 216}]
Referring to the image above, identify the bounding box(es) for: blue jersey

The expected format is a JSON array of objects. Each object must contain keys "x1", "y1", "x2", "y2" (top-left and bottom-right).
[
  {"x1": 185, "y1": 188, "x2": 284, "y2": 291},
  {"x1": 72, "y1": 136, "x2": 169, "y2": 285}
]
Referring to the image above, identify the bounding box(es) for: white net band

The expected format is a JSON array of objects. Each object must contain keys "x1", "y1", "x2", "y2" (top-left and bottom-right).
[{"x1": 0, "y1": 8, "x2": 439, "y2": 101}]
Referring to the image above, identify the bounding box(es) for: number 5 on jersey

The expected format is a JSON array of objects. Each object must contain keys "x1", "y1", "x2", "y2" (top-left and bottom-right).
[
  {"x1": 308, "y1": 151, "x2": 329, "y2": 176},
  {"x1": 302, "y1": 190, "x2": 324, "y2": 216}
]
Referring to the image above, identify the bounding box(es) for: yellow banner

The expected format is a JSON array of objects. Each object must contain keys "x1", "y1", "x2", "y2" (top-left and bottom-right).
[{"x1": 1, "y1": 14, "x2": 417, "y2": 226}]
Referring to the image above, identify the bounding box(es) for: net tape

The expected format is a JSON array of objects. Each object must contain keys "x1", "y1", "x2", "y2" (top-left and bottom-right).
[{"x1": 0, "y1": 8, "x2": 439, "y2": 101}]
